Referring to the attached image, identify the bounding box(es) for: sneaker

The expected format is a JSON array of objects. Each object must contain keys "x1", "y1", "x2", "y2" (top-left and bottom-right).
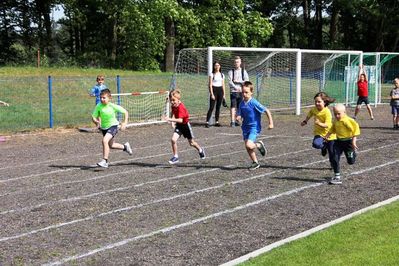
[
  {"x1": 371, "y1": 116, "x2": 375, "y2": 120},
  {"x1": 168, "y1": 156, "x2": 179, "y2": 164},
  {"x1": 321, "y1": 146, "x2": 327, "y2": 157},
  {"x1": 124, "y1": 142, "x2": 133, "y2": 155},
  {"x1": 205, "y1": 123, "x2": 210, "y2": 128},
  {"x1": 248, "y1": 161, "x2": 260, "y2": 170},
  {"x1": 214, "y1": 122, "x2": 221, "y2": 127},
  {"x1": 235, "y1": 121, "x2": 241, "y2": 126},
  {"x1": 199, "y1": 149, "x2": 206, "y2": 159},
  {"x1": 230, "y1": 122, "x2": 236, "y2": 127},
  {"x1": 329, "y1": 174, "x2": 342, "y2": 185},
  {"x1": 256, "y1": 141, "x2": 266, "y2": 156},
  {"x1": 97, "y1": 159, "x2": 109, "y2": 168}
]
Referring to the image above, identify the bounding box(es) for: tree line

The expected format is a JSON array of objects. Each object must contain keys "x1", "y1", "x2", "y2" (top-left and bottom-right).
[{"x1": 1, "y1": 0, "x2": 398, "y2": 71}]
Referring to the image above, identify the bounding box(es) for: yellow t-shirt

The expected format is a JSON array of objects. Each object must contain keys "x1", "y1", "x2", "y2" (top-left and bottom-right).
[
  {"x1": 330, "y1": 115, "x2": 360, "y2": 139},
  {"x1": 307, "y1": 107, "x2": 336, "y2": 140}
]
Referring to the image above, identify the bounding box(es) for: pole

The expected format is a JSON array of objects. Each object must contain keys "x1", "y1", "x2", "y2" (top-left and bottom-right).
[{"x1": 48, "y1": 76, "x2": 53, "y2": 128}]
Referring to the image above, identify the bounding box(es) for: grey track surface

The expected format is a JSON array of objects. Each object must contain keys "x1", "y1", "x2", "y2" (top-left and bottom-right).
[{"x1": 1, "y1": 105, "x2": 398, "y2": 265}]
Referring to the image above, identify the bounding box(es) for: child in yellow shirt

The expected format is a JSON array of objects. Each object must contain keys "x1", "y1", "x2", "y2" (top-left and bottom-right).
[
  {"x1": 325, "y1": 103, "x2": 360, "y2": 185},
  {"x1": 301, "y1": 92, "x2": 336, "y2": 168}
]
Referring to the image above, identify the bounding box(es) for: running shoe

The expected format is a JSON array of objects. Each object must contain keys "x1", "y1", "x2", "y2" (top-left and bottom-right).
[
  {"x1": 124, "y1": 142, "x2": 133, "y2": 155},
  {"x1": 257, "y1": 141, "x2": 266, "y2": 156},
  {"x1": 248, "y1": 161, "x2": 260, "y2": 170},
  {"x1": 199, "y1": 149, "x2": 206, "y2": 159},
  {"x1": 97, "y1": 159, "x2": 109, "y2": 168},
  {"x1": 168, "y1": 156, "x2": 179, "y2": 164},
  {"x1": 329, "y1": 174, "x2": 342, "y2": 185}
]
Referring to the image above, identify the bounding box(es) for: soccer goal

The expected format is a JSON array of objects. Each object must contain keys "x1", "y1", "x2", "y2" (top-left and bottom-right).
[
  {"x1": 172, "y1": 47, "x2": 363, "y2": 115},
  {"x1": 111, "y1": 90, "x2": 169, "y2": 127}
]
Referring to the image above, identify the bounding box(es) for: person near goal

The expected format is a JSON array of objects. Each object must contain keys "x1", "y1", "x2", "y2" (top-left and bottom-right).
[
  {"x1": 89, "y1": 75, "x2": 108, "y2": 105},
  {"x1": 205, "y1": 61, "x2": 226, "y2": 128},
  {"x1": 92, "y1": 89, "x2": 132, "y2": 168},
  {"x1": 389, "y1": 78, "x2": 399, "y2": 129},
  {"x1": 236, "y1": 81, "x2": 274, "y2": 171},
  {"x1": 301, "y1": 92, "x2": 336, "y2": 169},
  {"x1": 228, "y1": 56, "x2": 249, "y2": 127},
  {"x1": 353, "y1": 65, "x2": 374, "y2": 120},
  {"x1": 163, "y1": 89, "x2": 205, "y2": 164},
  {"x1": 325, "y1": 104, "x2": 360, "y2": 185}
]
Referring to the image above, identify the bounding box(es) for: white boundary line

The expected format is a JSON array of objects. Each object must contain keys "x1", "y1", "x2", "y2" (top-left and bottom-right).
[
  {"x1": 43, "y1": 159, "x2": 399, "y2": 266},
  {"x1": 221, "y1": 192, "x2": 399, "y2": 266}
]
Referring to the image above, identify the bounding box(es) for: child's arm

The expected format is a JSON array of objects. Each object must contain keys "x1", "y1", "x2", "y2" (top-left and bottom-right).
[
  {"x1": 265, "y1": 109, "x2": 274, "y2": 129},
  {"x1": 314, "y1": 118, "x2": 328, "y2": 128},
  {"x1": 391, "y1": 90, "x2": 399, "y2": 99},
  {"x1": 92, "y1": 115, "x2": 100, "y2": 128},
  {"x1": 120, "y1": 110, "x2": 129, "y2": 130},
  {"x1": 301, "y1": 113, "x2": 312, "y2": 126},
  {"x1": 352, "y1": 136, "x2": 358, "y2": 150}
]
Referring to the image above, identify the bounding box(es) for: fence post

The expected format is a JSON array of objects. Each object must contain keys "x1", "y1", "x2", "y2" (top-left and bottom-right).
[
  {"x1": 116, "y1": 75, "x2": 121, "y2": 121},
  {"x1": 48, "y1": 76, "x2": 53, "y2": 128}
]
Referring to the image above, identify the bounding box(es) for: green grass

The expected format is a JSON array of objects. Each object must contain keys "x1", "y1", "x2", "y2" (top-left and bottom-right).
[{"x1": 241, "y1": 200, "x2": 399, "y2": 266}]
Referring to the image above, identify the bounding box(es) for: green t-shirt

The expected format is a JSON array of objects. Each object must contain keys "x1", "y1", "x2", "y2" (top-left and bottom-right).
[{"x1": 92, "y1": 102, "x2": 127, "y2": 129}]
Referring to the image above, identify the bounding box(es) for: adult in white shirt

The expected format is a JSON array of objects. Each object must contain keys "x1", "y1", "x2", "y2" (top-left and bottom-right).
[{"x1": 206, "y1": 61, "x2": 226, "y2": 127}]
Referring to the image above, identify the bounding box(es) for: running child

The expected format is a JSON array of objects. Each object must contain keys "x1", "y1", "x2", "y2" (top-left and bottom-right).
[
  {"x1": 325, "y1": 103, "x2": 360, "y2": 185},
  {"x1": 390, "y1": 78, "x2": 399, "y2": 129},
  {"x1": 163, "y1": 89, "x2": 205, "y2": 164},
  {"x1": 90, "y1": 75, "x2": 108, "y2": 105},
  {"x1": 301, "y1": 92, "x2": 336, "y2": 166},
  {"x1": 353, "y1": 64, "x2": 374, "y2": 120},
  {"x1": 236, "y1": 81, "x2": 274, "y2": 170},
  {"x1": 92, "y1": 89, "x2": 132, "y2": 168}
]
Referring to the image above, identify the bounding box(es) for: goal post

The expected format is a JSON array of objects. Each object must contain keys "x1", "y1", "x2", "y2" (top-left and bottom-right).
[
  {"x1": 111, "y1": 90, "x2": 169, "y2": 127},
  {"x1": 173, "y1": 47, "x2": 365, "y2": 117}
]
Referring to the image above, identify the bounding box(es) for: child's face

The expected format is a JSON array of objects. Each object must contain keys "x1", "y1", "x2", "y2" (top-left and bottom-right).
[
  {"x1": 170, "y1": 96, "x2": 180, "y2": 107},
  {"x1": 333, "y1": 107, "x2": 346, "y2": 121},
  {"x1": 314, "y1": 96, "x2": 325, "y2": 110},
  {"x1": 100, "y1": 94, "x2": 110, "y2": 104},
  {"x1": 359, "y1": 74, "x2": 366, "y2": 82},
  {"x1": 394, "y1": 79, "x2": 399, "y2": 88},
  {"x1": 242, "y1": 86, "x2": 253, "y2": 101},
  {"x1": 97, "y1": 77, "x2": 104, "y2": 85}
]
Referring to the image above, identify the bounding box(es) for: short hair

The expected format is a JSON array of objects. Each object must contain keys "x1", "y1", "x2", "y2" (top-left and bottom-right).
[
  {"x1": 100, "y1": 88, "x2": 111, "y2": 97},
  {"x1": 242, "y1": 81, "x2": 254, "y2": 92},
  {"x1": 96, "y1": 75, "x2": 105, "y2": 81},
  {"x1": 170, "y1": 89, "x2": 181, "y2": 100}
]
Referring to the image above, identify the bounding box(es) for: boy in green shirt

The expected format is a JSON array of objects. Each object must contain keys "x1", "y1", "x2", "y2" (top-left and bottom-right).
[
  {"x1": 325, "y1": 104, "x2": 360, "y2": 185},
  {"x1": 92, "y1": 89, "x2": 132, "y2": 168}
]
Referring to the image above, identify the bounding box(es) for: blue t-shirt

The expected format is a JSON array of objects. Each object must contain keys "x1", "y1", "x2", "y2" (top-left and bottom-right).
[
  {"x1": 237, "y1": 98, "x2": 267, "y2": 133},
  {"x1": 90, "y1": 84, "x2": 108, "y2": 105}
]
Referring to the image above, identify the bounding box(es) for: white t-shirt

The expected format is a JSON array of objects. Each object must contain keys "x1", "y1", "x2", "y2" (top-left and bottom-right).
[{"x1": 210, "y1": 72, "x2": 224, "y2": 87}]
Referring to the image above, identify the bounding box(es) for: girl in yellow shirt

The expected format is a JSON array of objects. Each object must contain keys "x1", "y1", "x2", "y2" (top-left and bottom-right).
[{"x1": 301, "y1": 92, "x2": 336, "y2": 167}]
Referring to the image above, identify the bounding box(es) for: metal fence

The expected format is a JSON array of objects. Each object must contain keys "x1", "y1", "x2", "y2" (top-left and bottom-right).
[{"x1": 0, "y1": 74, "x2": 173, "y2": 133}]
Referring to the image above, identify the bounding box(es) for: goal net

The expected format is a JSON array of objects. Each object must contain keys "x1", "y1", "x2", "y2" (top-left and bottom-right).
[
  {"x1": 111, "y1": 91, "x2": 169, "y2": 127},
  {"x1": 173, "y1": 47, "x2": 363, "y2": 116}
]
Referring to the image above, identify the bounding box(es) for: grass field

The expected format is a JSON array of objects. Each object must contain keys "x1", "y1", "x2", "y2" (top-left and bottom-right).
[{"x1": 241, "y1": 199, "x2": 399, "y2": 266}]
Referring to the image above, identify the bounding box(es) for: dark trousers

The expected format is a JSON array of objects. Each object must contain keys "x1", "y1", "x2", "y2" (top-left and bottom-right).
[
  {"x1": 331, "y1": 139, "x2": 356, "y2": 174},
  {"x1": 312, "y1": 136, "x2": 334, "y2": 169},
  {"x1": 206, "y1": 86, "x2": 223, "y2": 123}
]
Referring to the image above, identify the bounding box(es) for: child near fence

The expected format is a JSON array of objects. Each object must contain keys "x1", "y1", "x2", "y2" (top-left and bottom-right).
[
  {"x1": 92, "y1": 89, "x2": 132, "y2": 168},
  {"x1": 90, "y1": 75, "x2": 108, "y2": 105},
  {"x1": 163, "y1": 89, "x2": 205, "y2": 164}
]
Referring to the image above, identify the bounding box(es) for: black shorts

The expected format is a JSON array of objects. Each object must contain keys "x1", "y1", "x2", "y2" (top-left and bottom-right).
[
  {"x1": 357, "y1": 96, "x2": 370, "y2": 105},
  {"x1": 101, "y1": 125, "x2": 118, "y2": 137},
  {"x1": 230, "y1": 92, "x2": 242, "y2": 108},
  {"x1": 174, "y1": 123, "x2": 194, "y2": 139}
]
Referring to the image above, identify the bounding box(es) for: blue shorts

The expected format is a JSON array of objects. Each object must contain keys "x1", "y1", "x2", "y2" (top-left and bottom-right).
[
  {"x1": 242, "y1": 127, "x2": 259, "y2": 142},
  {"x1": 101, "y1": 125, "x2": 118, "y2": 137},
  {"x1": 391, "y1": 105, "x2": 399, "y2": 115}
]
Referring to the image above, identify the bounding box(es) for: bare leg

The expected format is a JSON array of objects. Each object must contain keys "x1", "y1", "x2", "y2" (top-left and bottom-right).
[
  {"x1": 188, "y1": 139, "x2": 201, "y2": 152},
  {"x1": 171, "y1": 132, "x2": 180, "y2": 156},
  {"x1": 366, "y1": 104, "x2": 374, "y2": 119},
  {"x1": 354, "y1": 105, "x2": 361, "y2": 117},
  {"x1": 102, "y1": 133, "x2": 113, "y2": 160},
  {"x1": 245, "y1": 140, "x2": 258, "y2": 163}
]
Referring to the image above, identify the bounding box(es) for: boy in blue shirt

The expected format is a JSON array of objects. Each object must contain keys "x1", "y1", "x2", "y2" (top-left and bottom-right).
[
  {"x1": 237, "y1": 81, "x2": 274, "y2": 170},
  {"x1": 90, "y1": 75, "x2": 108, "y2": 105}
]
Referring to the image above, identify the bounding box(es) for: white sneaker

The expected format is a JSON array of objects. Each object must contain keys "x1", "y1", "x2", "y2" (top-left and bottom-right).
[
  {"x1": 97, "y1": 159, "x2": 109, "y2": 168},
  {"x1": 124, "y1": 142, "x2": 133, "y2": 155},
  {"x1": 329, "y1": 174, "x2": 342, "y2": 185}
]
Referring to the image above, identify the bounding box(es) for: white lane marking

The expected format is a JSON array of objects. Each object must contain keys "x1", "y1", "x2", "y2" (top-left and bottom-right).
[
  {"x1": 1, "y1": 148, "x2": 313, "y2": 214},
  {"x1": 42, "y1": 159, "x2": 399, "y2": 266}
]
